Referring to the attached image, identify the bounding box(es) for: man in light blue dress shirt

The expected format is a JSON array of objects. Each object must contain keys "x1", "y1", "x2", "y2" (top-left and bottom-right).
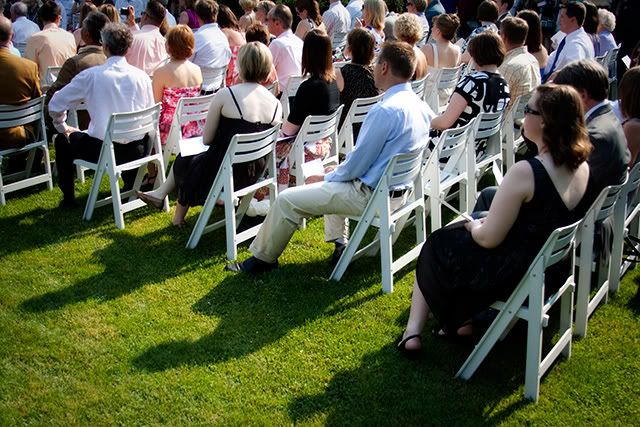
[{"x1": 228, "y1": 41, "x2": 433, "y2": 274}]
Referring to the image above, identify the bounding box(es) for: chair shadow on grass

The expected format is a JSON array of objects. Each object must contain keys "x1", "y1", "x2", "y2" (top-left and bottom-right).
[
  {"x1": 287, "y1": 309, "x2": 535, "y2": 425},
  {"x1": 20, "y1": 223, "x2": 223, "y2": 312},
  {"x1": 131, "y1": 252, "x2": 404, "y2": 371}
]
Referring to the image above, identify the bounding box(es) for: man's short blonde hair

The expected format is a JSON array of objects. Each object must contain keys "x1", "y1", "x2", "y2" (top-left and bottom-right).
[
  {"x1": 239, "y1": 0, "x2": 257, "y2": 11},
  {"x1": 394, "y1": 12, "x2": 423, "y2": 45},
  {"x1": 238, "y1": 41, "x2": 273, "y2": 83}
]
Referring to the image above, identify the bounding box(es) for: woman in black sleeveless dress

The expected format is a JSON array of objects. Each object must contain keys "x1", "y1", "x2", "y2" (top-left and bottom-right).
[
  {"x1": 397, "y1": 84, "x2": 595, "y2": 355},
  {"x1": 138, "y1": 42, "x2": 282, "y2": 226}
]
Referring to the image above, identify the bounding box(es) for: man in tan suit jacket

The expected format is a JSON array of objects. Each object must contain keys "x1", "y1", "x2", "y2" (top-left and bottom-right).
[
  {"x1": 45, "y1": 11, "x2": 108, "y2": 131},
  {"x1": 0, "y1": 16, "x2": 41, "y2": 150}
]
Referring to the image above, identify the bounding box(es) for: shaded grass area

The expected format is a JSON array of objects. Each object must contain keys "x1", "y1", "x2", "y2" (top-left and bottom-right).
[{"x1": 1, "y1": 181, "x2": 639, "y2": 425}]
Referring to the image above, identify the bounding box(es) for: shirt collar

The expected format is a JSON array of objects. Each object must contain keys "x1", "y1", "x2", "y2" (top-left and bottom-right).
[
  {"x1": 329, "y1": 1, "x2": 341, "y2": 8},
  {"x1": 43, "y1": 23, "x2": 58, "y2": 30},
  {"x1": 78, "y1": 45, "x2": 103, "y2": 54},
  {"x1": 566, "y1": 27, "x2": 585, "y2": 40},
  {"x1": 585, "y1": 100, "x2": 609, "y2": 120},
  {"x1": 383, "y1": 82, "x2": 411, "y2": 100},
  {"x1": 105, "y1": 55, "x2": 128, "y2": 66},
  {"x1": 16, "y1": 16, "x2": 28, "y2": 22},
  {"x1": 505, "y1": 45, "x2": 528, "y2": 58},
  {"x1": 278, "y1": 29, "x2": 294, "y2": 39},
  {"x1": 199, "y1": 22, "x2": 219, "y2": 30},
  {"x1": 140, "y1": 24, "x2": 160, "y2": 32}
]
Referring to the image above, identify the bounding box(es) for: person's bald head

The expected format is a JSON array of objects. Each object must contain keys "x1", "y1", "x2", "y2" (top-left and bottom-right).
[{"x1": 0, "y1": 16, "x2": 13, "y2": 45}]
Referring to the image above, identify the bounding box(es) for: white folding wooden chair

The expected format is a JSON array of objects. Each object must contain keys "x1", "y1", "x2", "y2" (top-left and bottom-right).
[
  {"x1": 465, "y1": 111, "x2": 504, "y2": 213},
  {"x1": 611, "y1": 162, "x2": 640, "y2": 290},
  {"x1": 501, "y1": 93, "x2": 531, "y2": 171},
  {"x1": 410, "y1": 74, "x2": 429, "y2": 100},
  {"x1": 425, "y1": 119, "x2": 477, "y2": 231},
  {"x1": 200, "y1": 65, "x2": 227, "y2": 93},
  {"x1": 289, "y1": 106, "x2": 344, "y2": 189},
  {"x1": 456, "y1": 219, "x2": 582, "y2": 402},
  {"x1": 186, "y1": 124, "x2": 281, "y2": 259},
  {"x1": 329, "y1": 147, "x2": 428, "y2": 293},
  {"x1": 424, "y1": 65, "x2": 464, "y2": 114},
  {"x1": 0, "y1": 96, "x2": 53, "y2": 205},
  {"x1": 337, "y1": 94, "x2": 383, "y2": 155},
  {"x1": 575, "y1": 179, "x2": 626, "y2": 338},
  {"x1": 41, "y1": 65, "x2": 62, "y2": 91},
  {"x1": 76, "y1": 103, "x2": 168, "y2": 229},
  {"x1": 162, "y1": 93, "x2": 214, "y2": 168},
  {"x1": 280, "y1": 75, "x2": 306, "y2": 120}
]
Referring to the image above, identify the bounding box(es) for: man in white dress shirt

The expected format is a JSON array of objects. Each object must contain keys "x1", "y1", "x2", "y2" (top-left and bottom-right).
[
  {"x1": 544, "y1": 2, "x2": 594, "y2": 81},
  {"x1": 49, "y1": 23, "x2": 155, "y2": 206},
  {"x1": 190, "y1": 0, "x2": 231, "y2": 70},
  {"x1": 267, "y1": 4, "x2": 302, "y2": 91},
  {"x1": 10, "y1": 2, "x2": 40, "y2": 45},
  {"x1": 322, "y1": 0, "x2": 351, "y2": 39}
]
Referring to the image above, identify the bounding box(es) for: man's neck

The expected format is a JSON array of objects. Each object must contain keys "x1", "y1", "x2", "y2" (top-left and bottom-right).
[
  {"x1": 505, "y1": 42, "x2": 524, "y2": 52},
  {"x1": 379, "y1": 78, "x2": 407, "y2": 92},
  {"x1": 565, "y1": 25, "x2": 580, "y2": 35}
]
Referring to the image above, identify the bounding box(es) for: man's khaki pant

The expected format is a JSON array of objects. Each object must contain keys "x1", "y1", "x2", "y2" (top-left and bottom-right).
[{"x1": 249, "y1": 180, "x2": 373, "y2": 263}]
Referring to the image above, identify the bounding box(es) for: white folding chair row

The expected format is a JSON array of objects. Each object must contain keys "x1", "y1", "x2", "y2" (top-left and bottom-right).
[
  {"x1": 200, "y1": 65, "x2": 227, "y2": 93},
  {"x1": 425, "y1": 118, "x2": 478, "y2": 231},
  {"x1": 456, "y1": 218, "x2": 581, "y2": 402},
  {"x1": 337, "y1": 94, "x2": 383, "y2": 155},
  {"x1": 606, "y1": 46, "x2": 620, "y2": 100},
  {"x1": 186, "y1": 125, "x2": 281, "y2": 259},
  {"x1": 0, "y1": 96, "x2": 53, "y2": 205},
  {"x1": 423, "y1": 65, "x2": 464, "y2": 114},
  {"x1": 280, "y1": 75, "x2": 307, "y2": 120},
  {"x1": 610, "y1": 162, "x2": 640, "y2": 290},
  {"x1": 162, "y1": 93, "x2": 215, "y2": 168},
  {"x1": 329, "y1": 147, "x2": 428, "y2": 293},
  {"x1": 75, "y1": 103, "x2": 168, "y2": 229},
  {"x1": 574, "y1": 178, "x2": 626, "y2": 338},
  {"x1": 501, "y1": 92, "x2": 532, "y2": 171},
  {"x1": 465, "y1": 110, "x2": 504, "y2": 213}
]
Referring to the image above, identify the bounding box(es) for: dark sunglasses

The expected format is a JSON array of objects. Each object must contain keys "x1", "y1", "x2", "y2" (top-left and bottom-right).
[{"x1": 524, "y1": 104, "x2": 541, "y2": 116}]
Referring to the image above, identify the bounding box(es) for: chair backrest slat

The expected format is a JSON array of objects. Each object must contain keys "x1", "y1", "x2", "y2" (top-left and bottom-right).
[
  {"x1": 383, "y1": 148, "x2": 426, "y2": 189},
  {"x1": 0, "y1": 97, "x2": 44, "y2": 129},
  {"x1": 545, "y1": 221, "x2": 581, "y2": 266},
  {"x1": 437, "y1": 119, "x2": 476, "y2": 175},
  {"x1": 298, "y1": 108, "x2": 342, "y2": 143},
  {"x1": 228, "y1": 125, "x2": 280, "y2": 164},
  {"x1": 411, "y1": 75, "x2": 428, "y2": 99},
  {"x1": 107, "y1": 104, "x2": 160, "y2": 142},
  {"x1": 347, "y1": 94, "x2": 383, "y2": 125},
  {"x1": 474, "y1": 111, "x2": 503, "y2": 139},
  {"x1": 438, "y1": 65, "x2": 463, "y2": 90},
  {"x1": 177, "y1": 94, "x2": 215, "y2": 124}
]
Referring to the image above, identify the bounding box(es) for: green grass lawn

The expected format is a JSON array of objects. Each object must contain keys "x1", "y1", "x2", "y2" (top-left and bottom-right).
[{"x1": 1, "y1": 180, "x2": 639, "y2": 425}]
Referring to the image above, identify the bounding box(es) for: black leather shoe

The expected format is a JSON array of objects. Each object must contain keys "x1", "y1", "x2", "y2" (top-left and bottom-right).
[
  {"x1": 226, "y1": 256, "x2": 278, "y2": 274},
  {"x1": 330, "y1": 242, "x2": 347, "y2": 267}
]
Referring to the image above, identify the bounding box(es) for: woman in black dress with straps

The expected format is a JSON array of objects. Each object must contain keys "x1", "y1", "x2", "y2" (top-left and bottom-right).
[
  {"x1": 398, "y1": 84, "x2": 595, "y2": 355},
  {"x1": 138, "y1": 42, "x2": 282, "y2": 227}
]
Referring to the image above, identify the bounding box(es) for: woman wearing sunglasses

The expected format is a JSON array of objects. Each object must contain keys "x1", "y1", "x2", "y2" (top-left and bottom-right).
[{"x1": 397, "y1": 83, "x2": 595, "y2": 355}]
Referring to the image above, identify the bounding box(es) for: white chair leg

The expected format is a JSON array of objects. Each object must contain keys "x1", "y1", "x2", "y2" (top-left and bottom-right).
[
  {"x1": 560, "y1": 283, "x2": 574, "y2": 359},
  {"x1": 379, "y1": 213, "x2": 394, "y2": 294},
  {"x1": 329, "y1": 209, "x2": 374, "y2": 282},
  {"x1": 76, "y1": 164, "x2": 85, "y2": 183},
  {"x1": 186, "y1": 180, "x2": 223, "y2": 249},
  {"x1": 110, "y1": 170, "x2": 125, "y2": 229},
  {"x1": 224, "y1": 192, "x2": 238, "y2": 261},
  {"x1": 43, "y1": 146, "x2": 53, "y2": 190},
  {"x1": 524, "y1": 276, "x2": 545, "y2": 402},
  {"x1": 83, "y1": 159, "x2": 107, "y2": 221},
  {"x1": 0, "y1": 164, "x2": 6, "y2": 206},
  {"x1": 24, "y1": 150, "x2": 35, "y2": 178}
]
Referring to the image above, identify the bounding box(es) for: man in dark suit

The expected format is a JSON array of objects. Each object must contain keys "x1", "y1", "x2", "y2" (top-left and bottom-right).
[
  {"x1": 554, "y1": 59, "x2": 630, "y2": 196},
  {"x1": 0, "y1": 15, "x2": 41, "y2": 151}
]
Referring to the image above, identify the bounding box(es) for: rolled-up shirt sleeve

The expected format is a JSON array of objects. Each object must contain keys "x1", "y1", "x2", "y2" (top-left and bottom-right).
[
  {"x1": 325, "y1": 105, "x2": 390, "y2": 183},
  {"x1": 48, "y1": 70, "x2": 89, "y2": 134}
]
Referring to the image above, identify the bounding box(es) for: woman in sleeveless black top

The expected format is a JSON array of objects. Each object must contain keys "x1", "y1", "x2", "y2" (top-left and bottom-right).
[
  {"x1": 397, "y1": 84, "x2": 596, "y2": 356},
  {"x1": 138, "y1": 42, "x2": 282, "y2": 227}
]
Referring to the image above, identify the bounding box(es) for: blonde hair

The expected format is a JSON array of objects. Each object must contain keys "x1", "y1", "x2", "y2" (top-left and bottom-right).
[
  {"x1": 239, "y1": 0, "x2": 257, "y2": 11},
  {"x1": 238, "y1": 41, "x2": 273, "y2": 82},
  {"x1": 394, "y1": 12, "x2": 423, "y2": 45},
  {"x1": 363, "y1": 0, "x2": 385, "y2": 31}
]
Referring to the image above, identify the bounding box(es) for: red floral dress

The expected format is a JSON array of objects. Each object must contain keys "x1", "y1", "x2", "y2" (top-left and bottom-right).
[{"x1": 159, "y1": 86, "x2": 203, "y2": 145}]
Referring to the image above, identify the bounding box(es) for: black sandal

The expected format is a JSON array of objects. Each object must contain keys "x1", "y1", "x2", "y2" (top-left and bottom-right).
[{"x1": 396, "y1": 333, "x2": 422, "y2": 359}]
